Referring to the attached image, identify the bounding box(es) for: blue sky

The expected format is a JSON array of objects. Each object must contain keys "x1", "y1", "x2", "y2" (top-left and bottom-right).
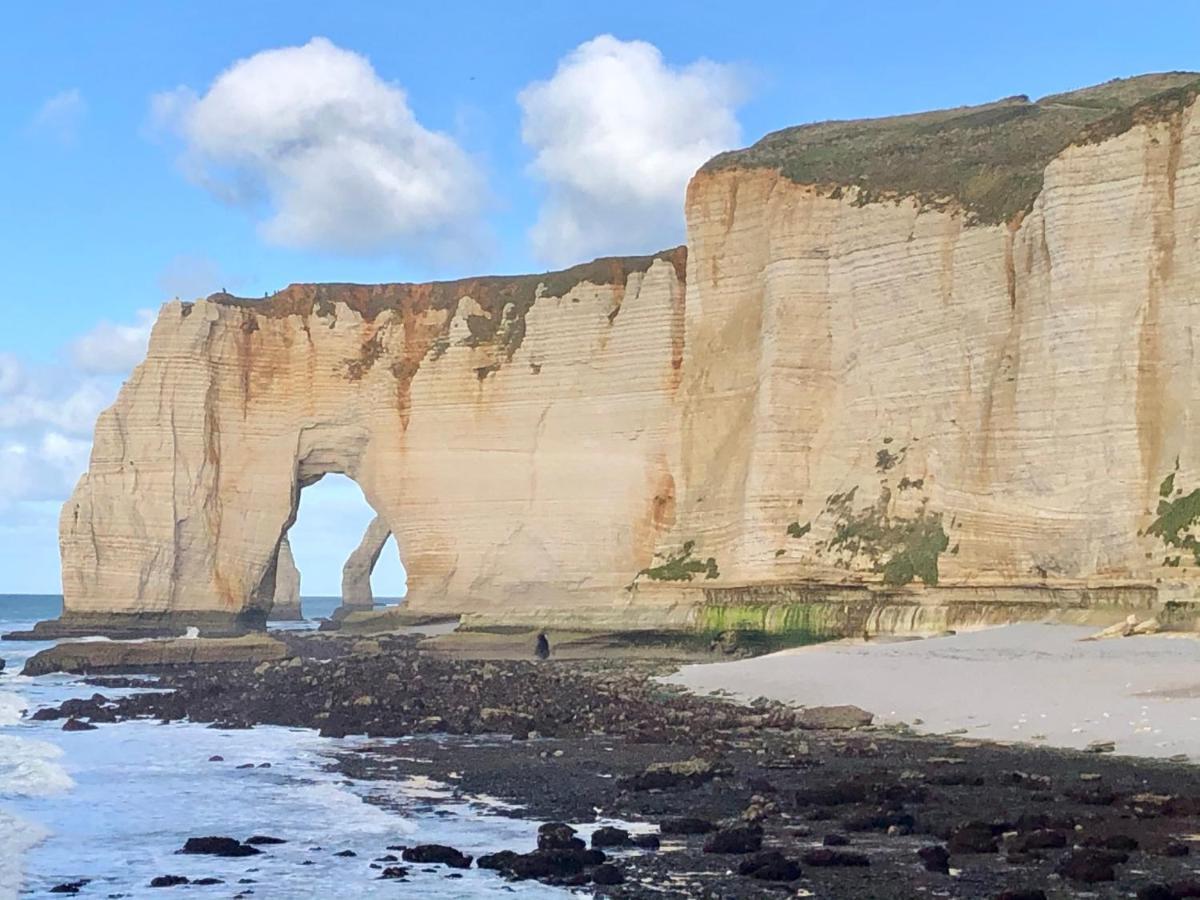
[{"x1": 1, "y1": 1, "x2": 1197, "y2": 594}]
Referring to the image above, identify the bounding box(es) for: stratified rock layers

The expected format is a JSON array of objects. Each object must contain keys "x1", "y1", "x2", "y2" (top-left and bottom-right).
[
  {"x1": 60, "y1": 252, "x2": 687, "y2": 629},
  {"x1": 674, "y1": 93, "x2": 1200, "y2": 597},
  {"x1": 57, "y1": 79, "x2": 1200, "y2": 632}
]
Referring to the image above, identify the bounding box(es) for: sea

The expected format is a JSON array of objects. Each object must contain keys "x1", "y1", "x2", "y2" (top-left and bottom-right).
[{"x1": 0, "y1": 595, "x2": 581, "y2": 899}]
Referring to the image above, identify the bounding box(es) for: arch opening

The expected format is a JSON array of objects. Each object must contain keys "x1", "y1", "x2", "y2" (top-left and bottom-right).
[{"x1": 280, "y1": 473, "x2": 407, "y2": 621}]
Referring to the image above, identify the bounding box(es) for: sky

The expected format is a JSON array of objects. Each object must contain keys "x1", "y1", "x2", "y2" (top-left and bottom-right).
[{"x1": 0, "y1": 1, "x2": 1197, "y2": 594}]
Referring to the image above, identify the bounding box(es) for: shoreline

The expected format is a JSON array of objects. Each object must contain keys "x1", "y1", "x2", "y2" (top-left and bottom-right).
[{"x1": 22, "y1": 627, "x2": 1200, "y2": 898}]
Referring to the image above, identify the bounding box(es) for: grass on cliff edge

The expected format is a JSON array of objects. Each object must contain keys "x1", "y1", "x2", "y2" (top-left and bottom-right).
[{"x1": 703, "y1": 72, "x2": 1200, "y2": 225}]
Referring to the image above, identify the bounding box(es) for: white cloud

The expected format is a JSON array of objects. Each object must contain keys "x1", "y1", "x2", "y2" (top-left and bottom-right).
[
  {"x1": 70, "y1": 309, "x2": 155, "y2": 375},
  {"x1": 0, "y1": 310, "x2": 152, "y2": 512},
  {"x1": 518, "y1": 35, "x2": 744, "y2": 265},
  {"x1": 150, "y1": 37, "x2": 487, "y2": 258},
  {"x1": 29, "y1": 89, "x2": 86, "y2": 145}
]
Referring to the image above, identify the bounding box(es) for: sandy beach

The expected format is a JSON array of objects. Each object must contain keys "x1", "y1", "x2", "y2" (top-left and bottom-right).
[{"x1": 668, "y1": 623, "x2": 1200, "y2": 759}]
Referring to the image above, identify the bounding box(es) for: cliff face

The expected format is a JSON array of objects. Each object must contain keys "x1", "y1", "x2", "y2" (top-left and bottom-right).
[
  {"x1": 671, "y1": 74, "x2": 1200, "y2": 597},
  {"x1": 56, "y1": 74, "x2": 1200, "y2": 633},
  {"x1": 59, "y1": 251, "x2": 687, "y2": 628}
]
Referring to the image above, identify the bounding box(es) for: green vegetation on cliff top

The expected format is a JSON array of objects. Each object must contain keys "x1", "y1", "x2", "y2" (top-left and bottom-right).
[{"x1": 703, "y1": 72, "x2": 1200, "y2": 225}]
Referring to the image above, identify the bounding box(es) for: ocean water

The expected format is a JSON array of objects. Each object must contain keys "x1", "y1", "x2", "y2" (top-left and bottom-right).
[{"x1": 0, "y1": 595, "x2": 581, "y2": 899}]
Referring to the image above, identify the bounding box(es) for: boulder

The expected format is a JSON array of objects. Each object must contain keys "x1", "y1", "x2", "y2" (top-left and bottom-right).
[
  {"x1": 590, "y1": 826, "x2": 631, "y2": 848},
  {"x1": 659, "y1": 816, "x2": 715, "y2": 835},
  {"x1": 794, "y1": 705, "x2": 874, "y2": 730},
  {"x1": 802, "y1": 848, "x2": 870, "y2": 867},
  {"x1": 1058, "y1": 848, "x2": 1128, "y2": 883},
  {"x1": 179, "y1": 836, "x2": 261, "y2": 858},
  {"x1": 703, "y1": 825, "x2": 763, "y2": 854},
  {"x1": 538, "y1": 822, "x2": 585, "y2": 851},
  {"x1": 738, "y1": 850, "x2": 802, "y2": 881},
  {"x1": 917, "y1": 844, "x2": 950, "y2": 874},
  {"x1": 400, "y1": 844, "x2": 472, "y2": 868}
]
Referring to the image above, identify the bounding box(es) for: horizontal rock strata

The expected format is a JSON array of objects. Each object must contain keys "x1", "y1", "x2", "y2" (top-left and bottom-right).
[{"x1": 51, "y1": 73, "x2": 1200, "y2": 635}]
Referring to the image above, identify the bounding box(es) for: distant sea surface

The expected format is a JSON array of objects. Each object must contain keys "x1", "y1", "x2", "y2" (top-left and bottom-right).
[{"x1": 0, "y1": 594, "x2": 566, "y2": 899}]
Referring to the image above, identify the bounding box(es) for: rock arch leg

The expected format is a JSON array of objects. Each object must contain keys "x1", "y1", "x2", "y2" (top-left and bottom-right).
[
  {"x1": 341, "y1": 515, "x2": 393, "y2": 611},
  {"x1": 269, "y1": 536, "x2": 303, "y2": 621}
]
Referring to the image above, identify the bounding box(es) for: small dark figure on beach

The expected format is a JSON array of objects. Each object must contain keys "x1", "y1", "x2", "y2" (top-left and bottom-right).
[{"x1": 535, "y1": 633, "x2": 550, "y2": 660}]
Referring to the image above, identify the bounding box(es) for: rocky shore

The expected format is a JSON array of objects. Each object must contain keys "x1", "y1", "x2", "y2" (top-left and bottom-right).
[{"x1": 29, "y1": 631, "x2": 1200, "y2": 898}]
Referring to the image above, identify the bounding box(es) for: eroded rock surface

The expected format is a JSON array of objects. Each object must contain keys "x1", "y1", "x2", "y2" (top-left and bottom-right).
[{"x1": 53, "y1": 73, "x2": 1200, "y2": 634}]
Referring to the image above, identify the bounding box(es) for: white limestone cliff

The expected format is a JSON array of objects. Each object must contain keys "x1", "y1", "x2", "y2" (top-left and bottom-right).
[{"x1": 51, "y1": 75, "x2": 1200, "y2": 636}]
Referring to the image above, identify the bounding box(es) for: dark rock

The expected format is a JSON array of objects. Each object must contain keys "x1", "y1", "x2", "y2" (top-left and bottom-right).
[
  {"x1": 149, "y1": 875, "x2": 190, "y2": 887},
  {"x1": 795, "y1": 781, "x2": 868, "y2": 806},
  {"x1": 1011, "y1": 829, "x2": 1067, "y2": 852},
  {"x1": 918, "y1": 844, "x2": 950, "y2": 874},
  {"x1": 591, "y1": 864, "x2": 624, "y2": 885},
  {"x1": 801, "y1": 848, "x2": 870, "y2": 867},
  {"x1": 49, "y1": 882, "x2": 89, "y2": 895},
  {"x1": 1058, "y1": 848, "x2": 1128, "y2": 883},
  {"x1": 1082, "y1": 833, "x2": 1139, "y2": 851},
  {"x1": 507, "y1": 848, "x2": 604, "y2": 880},
  {"x1": 590, "y1": 826, "x2": 631, "y2": 848},
  {"x1": 62, "y1": 718, "x2": 96, "y2": 732},
  {"x1": 1137, "y1": 886, "x2": 1174, "y2": 900},
  {"x1": 659, "y1": 816, "x2": 715, "y2": 835},
  {"x1": 401, "y1": 844, "x2": 472, "y2": 868},
  {"x1": 738, "y1": 850, "x2": 802, "y2": 881},
  {"x1": 994, "y1": 892, "x2": 1047, "y2": 900},
  {"x1": 703, "y1": 824, "x2": 763, "y2": 854},
  {"x1": 537, "y1": 822, "x2": 584, "y2": 851},
  {"x1": 1166, "y1": 881, "x2": 1200, "y2": 898},
  {"x1": 631, "y1": 833, "x2": 660, "y2": 850},
  {"x1": 244, "y1": 835, "x2": 286, "y2": 845},
  {"x1": 333, "y1": 849, "x2": 356, "y2": 857},
  {"x1": 378, "y1": 866, "x2": 409, "y2": 879},
  {"x1": 1158, "y1": 841, "x2": 1191, "y2": 857},
  {"x1": 208, "y1": 755, "x2": 223, "y2": 762},
  {"x1": 823, "y1": 833, "x2": 850, "y2": 847},
  {"x1": 192, "y1": 878, "x2": 224, "y2": 886},
  {"x1": 948, "y1": 821, "x2": 1003, "y2": 853},
  {"x1": 179, "y1": 836, "x2": 261, "y2": 857},
  {"x1": 477, "y1": 850, "x2": 519, "y2": 870}
]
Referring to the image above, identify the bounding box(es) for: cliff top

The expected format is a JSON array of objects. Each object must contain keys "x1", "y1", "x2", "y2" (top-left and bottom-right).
[
  {"x1": 703, "y1": 72, "x2": 1200, "y2": 225},
  {"x1": 209, "y1": 247, "x2": 686, "y2": 323}
]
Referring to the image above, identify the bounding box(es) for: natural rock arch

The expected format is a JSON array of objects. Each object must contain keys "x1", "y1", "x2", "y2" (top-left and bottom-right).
[
  {"x1": 56, "y1": 251, "x2": 689, "y2": 635},
  {"x1": 341, "y1": 514, "x2": 393, "y2": 611}
]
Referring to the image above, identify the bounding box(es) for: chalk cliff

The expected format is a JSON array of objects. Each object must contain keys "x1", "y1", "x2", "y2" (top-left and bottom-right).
[{"x1": 51, "y1": 72, "x2": 1200, "y2": 636}]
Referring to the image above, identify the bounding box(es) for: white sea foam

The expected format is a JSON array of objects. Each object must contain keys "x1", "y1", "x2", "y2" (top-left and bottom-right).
[
  {"x1": 0, "y1": 734, "x2": 75, "y2": 797},
  {"x1": 0, "y1": 808, "x2": 50, "y2": 900},
  {"x1": 0, "y1": 691, "x2": 25, "y2": 727}
]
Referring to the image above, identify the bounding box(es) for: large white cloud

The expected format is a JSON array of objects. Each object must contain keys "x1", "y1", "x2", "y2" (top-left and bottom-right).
[
  {"x1": 519, "y1": 35, "x2": 744, "y2": 265},
  {"x1": 151, "y1": 37, "x2": 486, "y2": 257}
]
